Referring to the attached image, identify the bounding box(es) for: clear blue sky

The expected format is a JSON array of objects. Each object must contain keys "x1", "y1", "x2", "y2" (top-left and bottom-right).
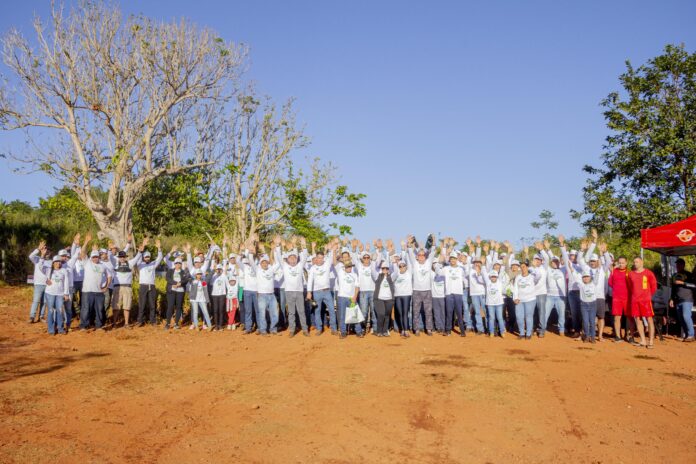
[{"x1": 1, "y1": 0, "x2": 695, "y2": 244}]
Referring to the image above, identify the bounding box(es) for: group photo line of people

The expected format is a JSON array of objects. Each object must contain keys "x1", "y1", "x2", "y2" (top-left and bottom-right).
[{"x1": 26, "y1": 230, "x2": 696, "y2": 349}]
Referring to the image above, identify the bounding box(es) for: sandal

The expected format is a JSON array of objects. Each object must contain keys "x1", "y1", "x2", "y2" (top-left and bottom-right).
[{"x1": 646, "y1": 344, "x2": 654, "y2": 349}]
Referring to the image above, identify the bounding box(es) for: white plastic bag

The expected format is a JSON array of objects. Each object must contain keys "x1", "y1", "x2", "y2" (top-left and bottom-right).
[{"x1": 344, "y1": 302, "x2": 365, "y2": 324}]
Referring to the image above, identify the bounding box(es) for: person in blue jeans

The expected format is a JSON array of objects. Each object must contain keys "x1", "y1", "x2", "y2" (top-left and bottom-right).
[
  {"x1": 306, "y1": 245, "x2": 337, "y2": 336},
  {"x1": 335, "y1": 259, "x2": 362, "y2": 339},
  {"x1": 513, "y1": 261, "x2": 540, "y2": 339},
  {"x1": 670, "y1": 259, "x2": 695, "y2": 342},
  {"x1": 43, "y1": 255, "x2": 70, "y2": 335},
  {"x1": 28, "y1": 241, "x2": 50, "y2": 323}
]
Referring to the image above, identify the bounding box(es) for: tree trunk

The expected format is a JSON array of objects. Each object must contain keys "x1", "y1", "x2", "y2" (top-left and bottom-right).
[{"x1": 89, "y1": 204, "x2": 133, "y2": 246}]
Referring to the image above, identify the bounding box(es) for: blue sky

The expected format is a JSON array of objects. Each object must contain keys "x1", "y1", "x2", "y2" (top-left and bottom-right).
[{"x1": 1, "y1": 0, "x2": 695, "y2": 245}]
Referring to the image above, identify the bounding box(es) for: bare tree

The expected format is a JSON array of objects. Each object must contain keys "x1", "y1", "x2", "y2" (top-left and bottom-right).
[
  {"x1": 0, "y1": 1, "x2": 245, "y2": 243},
  {"x1": 215, "y1": 92, "x2": 354, "y2": 242}
]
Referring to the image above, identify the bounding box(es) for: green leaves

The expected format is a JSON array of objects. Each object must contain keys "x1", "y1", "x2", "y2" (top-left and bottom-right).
[{"x1": 578, "y1": 44, "x2": 696, "y2": 237}]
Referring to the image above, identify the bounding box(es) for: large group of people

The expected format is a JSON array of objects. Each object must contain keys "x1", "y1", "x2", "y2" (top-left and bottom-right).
[{"x1": 26, "y1": 230, "x2": 696, "y2": 349}]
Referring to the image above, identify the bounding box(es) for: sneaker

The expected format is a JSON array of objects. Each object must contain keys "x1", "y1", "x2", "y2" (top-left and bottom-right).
[
  {"x1": 289, "y1": 331, "x2": 296, "y2": 338},
  {"x1": 612, "y1": 336, "x2": 622, "y2": 343},
  {"x1": 339, "y1": 333, "x2": 347, "y2": 339},
  {"x1": 425, "y1": 330, "x2": 433, "y2": 336},
  {"x1": 227, "y1": 324, "x2": 233, "y2": 330},
  {"x1": 231, "y1": 324, "x2": 237, "y2": 330},
  {"x1": 163, "y1": 324, "x2": 170, "y2": 330},
  {"x1": 303, "y1": 330, "x2": 310, "y2": 337},
  {"x1": 518, "y1": 335, "x2": 524, "y2": 340},
  {"x1": 538, "y1": 332, "x2": 545, "y2": 338},
  {"x1": 173, "y1": 324, "x2": 181, "y2": 330},
  {"x1": 500, "y1": 333, "x2": 506, "y2": 339},
  {"x1": 525, "y1": 335, "x2": 532, "y2": 340},
  {"x1": 444, "y1": 331, "x2": 451, "y2": 337},
  {"x1": 684, "y1": 337, "x2": 695, "y2": 343},
  {"x1": 414, "y1": 330, "x2": 420, "y2": 337},
  {"x1": 315, "y1": 330, "x2": 323, "y2": 337},
  {"x1": 590, "y1": 337, "x2": 596, "y2": 344},
  {"x1": 357, "y1": 333, "x2": 365, "y2": 338},
  {"x1": 331, "y1": 330, "x2": 338, "y2": 335}
]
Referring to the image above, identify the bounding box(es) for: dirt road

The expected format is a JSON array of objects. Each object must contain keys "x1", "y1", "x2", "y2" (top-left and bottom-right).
[{"x1": 1, "y1": 286, "x2": 695, "y2": 463}]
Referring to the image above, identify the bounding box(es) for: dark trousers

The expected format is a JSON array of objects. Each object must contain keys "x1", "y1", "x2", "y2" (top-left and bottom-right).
[
  {"x1": 395, "y1": 296, "x2": 411, "y2": 333},
  {"x1": 72, "y1": 280, "x2": 83, "y2": 317},
  {"x1": 433, "y1": 297, "x2": 445, "y2": 332},
  {"x1": 375, "y1": 298, "x2": 393, "y2": 335},
  {"x1": 211, "y1": 295, "x2": 226, "y2": 329},
  {"x1": 80, "y1": 292, "x2": 105, "y2": 329},
  {"x1": 166, "y1": 291, "x2": 185, "y2": 326},
  {"x1": 138, "y1": 284, "x2": 157, "y2": 324}
]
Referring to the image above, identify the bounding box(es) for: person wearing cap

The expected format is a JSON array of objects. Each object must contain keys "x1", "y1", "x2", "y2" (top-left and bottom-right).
[
  {"x1": 165, "y1": 257, "x2": 190, "y2": 329},
  {"x1": 482, "y1": 267, "x2": 505, "y2": 337},
  {"x1": 69, "y1": 234, "x2": 85, "y2": 323},
  {"x1": 110, "y1": 247, "x2": 142, "y2": 329},
  {"x1": 544, "y1": 254, "x2": 567, "y2": 336},
  {"x1": 274, "y1": 240, "x2": 310, "y2": 337},
  {"x1": 78, "y1": 233, "x2": 111, "y2": 330},
  {"x1": 578, "y1": 246, "x2": 608, "y2": 341},
  {"x1": 392, "y1": 251, "x2": 413, "y2": 338},
  {"x1": 670, "y1": 258, "x2": 695, "y2": 342},
  {"x1": 406, "y1": 234, "x2": 436, "y2": 336},
  {"x1": 135, "y1": 238, "x2": 163, "y2": 327},
  {"x1": 436, "y1": 240, "x2": 468, "y2": 337},
  {"x1": 431, "y1": 260, "x2": 447, "y2": 333},
  {"x1": 240, "y1": 252, "x2": 258, "y2": 334},
  {"x1": 566, "y1": 259, "x2": 599, "y2": 343},
  {"x1": 530, "y1": 244, "x2": 549, "y2": 338},
  {"x1": 41, "y1": 255, "x2": 70, "y2": 335},
  {"x1": 59, "y1": 235, "x2": 80, "y2": 331},
  {"x1": 27, "y1": 240, "x2": 50, "y2": 323},
  {"x1": 189, "y1": 268, "x2": 212, "y2": 330},
  {"x1": 561, "y1": 236, "x2": 585, "y2": 338},
  {"x1": 246, "y1": 239, "x2": 283, "y2": 335},
  {"x1": 306, "y1": 243, "x2": 338, "y2": 336},
  {"x1": 373, "y1": 260, "x2": 395, "y2": 336},
  {"x1": 468, "y1": 253, "x2": 487, "y2": 335},
  {"x1": 355, "y1": 246, "x2": 379, "y2": 333},
  {"x1": 209, "y1": 264, "x2": 229, "y2": 331},
  {"x1": 225, "y1": 271, "x2": 240, "y2": 330},
  {"x1": 334, "y1": 255, "x2": 362, "y2": 339},
  {"x1": 512, "y1": 261, "x2": 540, "y2": 340},
  {"x1": 98, "y1": 247, "x2": 115, "y2": 318}
]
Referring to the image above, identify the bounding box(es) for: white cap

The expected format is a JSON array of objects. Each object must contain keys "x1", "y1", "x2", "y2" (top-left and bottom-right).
[
  {"x1": 259, "y1": 254, "x2": 270, "y2": 263},
  {"x1": 216, "y1": 264, "x2": 223, "y2": 270},
  {"x1": 361, "y1": 251, "x2": 371, "y2": 258},
  {"x1": 143, "y1": 251, "x2": 151, "y2": 258},
  {"x1": 228, "y1": 253, "x2": 237, "y2": 260},
  {"x1": 195, "y1": 269, "x2": 203, "y2": 275},
  {"x1": 58, "y1": 249, "x2": 69, "y2": 257},
  {"x1": 589, "y1": 254, "x2": 599, "y2": 262},
  {"x1": 341, "y1": 247, "x2": 351, "y2": 254},
  {"x1": 193, "y1": 257, "x2": 203, "y2": 263},
  {"x1": 489, "y1": 270, "x2": 499, "y2": 277},
  {"x1": 380, "y1": 260, "x2": 390, "y2": 269},
  {"x1": 551, "y1": 256, "x2": 560, "y2": 262},
  {"x1": 287, "y1": 250, "x2": 298, "y2": 257},
  {"x1": 52, "y1": 255, "x2": 62, "y2": 262},
  {"x1": 449, "y1": 251, "x2": 459, "y2": 259},
  {"x1": 569, "y1": 249, "x2": 578, "y2": 256},
  {"x1": 494, "y1": 260, "x2": 503, "y2": 266},
  {"x1": 90, "y1": 250, "x2": 99, "y2": 258},
  {"x1": 99, "y1": 248, "x2": 108, "y2": 255},
  {"x1": 533, "y1": 254, "x2": 543, "y2": 261},
  {"x1": 582, "y1": 271, "x2": 591, "y2": 278},
  {"x1": 306, "y1": 256, "x2": 313, "y2": 262},
  {"x1": 228, "y1": 273, "x2": 237, "y2": 281},
  {"x1": 174, "y1": 258, "x2": 183, "y2": 264},
  {"x1": 510, "y1": 259, "x2": 521, "y2": 267}
]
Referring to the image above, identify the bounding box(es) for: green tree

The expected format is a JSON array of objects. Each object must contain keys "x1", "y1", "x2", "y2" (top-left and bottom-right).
[
  {"x1": 38, "y1": 187, "x2": 96, "y2": 230},
  {"x1": 576, "y1": 44, "x2": 696, "y2": 237}
]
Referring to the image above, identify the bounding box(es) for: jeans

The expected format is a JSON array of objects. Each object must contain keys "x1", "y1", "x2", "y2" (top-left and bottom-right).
[
  {"x1": 487, "y1": 304, "x2": 505, "y2": 335},
  {"x1": 64, "y1": 290, "x2": 74, "y2": 330},
  {"x1": 545, "y1": 295, "x2": 566, "y2": 334},
  {"x1": 286, "y1": 291, "x2": 308, "y2": 333},
  {"x1": 80, "y1": 292, "x2": 105, "y2": 329},
  {"x1": 359, "y1": 291, "x2": 375, "y2": 328},
  {"x1": 29, "y1": 284, "x2": 46, "y2": 319},
  {"x1": 581, "y1": 300, "x2": 597, "y2": 338},
  {"x1": 394, "y1": 295, "x2": 411, "y2": 333},
  {"x1": 515, "y1": 300, "x2": 535, "y2": 337},
  {"x1": 45, "y1": 293, "x2": 65, "y2": 334},
  {"x1": 243, "y1": 290, "x2": 257, "y2": 332},
  {"x1": 190, "y1": 300, "x2": 212, "y2": 327},
  {"x1": 568, "y1": 290, "x2": 581, "y2": 332},
  {"x1": 274, "y1": 288, "x2": 286, "y2": 328},
  {"x1": 257, "y1": 292, "x2": 279, "y2": 334},
  {"x1": 313, "y1": 289, "x2": 337, "y2": 333},
  {"x1": 432, "y1": 297, "x2": 445, "y2": 332},
  {"x1": 469, "y1": 294, "x2": 485, "y2": 332},
  {"x1": 445, "y1": 293, "x2": 465, "y2": 333},
  {"x1": 460, "y1": 289, "x2": 470, "y2": 329},
  {"x1": 412, "y1": 290, "x2": 433, "y2": 332},
  {"x1": 535, "y1": 294, "x2": 548, "y2": 333},
  {"x1": 337, "y1": 296, "x2": 363, "y2": 335},
  {"x1": 677, "y1": 301, "x2": 695, "y2": 339}
]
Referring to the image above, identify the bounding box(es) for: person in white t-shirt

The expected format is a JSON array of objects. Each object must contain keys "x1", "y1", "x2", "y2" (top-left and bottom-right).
[
  {"x1": 78, "y1": 233, "x2": 111, "y2": 330},
  {"x1": 373, "y1": 261, "x2": 395, "y2": 337},
  {"x1": 42, "y1": 255, "x2": 70, "y2": 335}
]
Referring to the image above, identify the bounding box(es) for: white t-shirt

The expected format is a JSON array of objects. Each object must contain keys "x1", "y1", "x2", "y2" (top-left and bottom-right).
[
  {"x1": 336, "y1": 267, "x2": 359, "y2": 299},
  {"x1": 392, "y1": 269, "x2": 413, "y2": 297},
  {"x1": 82, "y1": 259, "x2": 107, "y2": 293},
  {"x1": 210, "y1": 273, "x2": 228, "y2": 296},
  {"x1": 377, "y1": 277, "x2": 392, "y2": 300},
  {"x1": 512, "y1": 273, "x2": 537, "y2": 303}
]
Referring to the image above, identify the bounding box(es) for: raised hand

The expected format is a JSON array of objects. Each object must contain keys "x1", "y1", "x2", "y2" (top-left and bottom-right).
[
  {"x1": 155, "y1": 238, "x2": 161, "y2": 249},
  {"x1": 475, "y1": 235, "x2": 481, "y2": 245},
  {"x1": 73, "y1": 233, "x2": 81, "y2": 245},
  {"x1": 591, "y1": 228, "x2": 598, "y2": 242},
  {"x1": 483, "y1": 243, "x2": 490, "y2": 254},
  {"x1": 558, "y1": 234, "x2": 565, "y2": 246},
  {"x1": 543, "y1": 239, "x2": 550, "y2": 250}
]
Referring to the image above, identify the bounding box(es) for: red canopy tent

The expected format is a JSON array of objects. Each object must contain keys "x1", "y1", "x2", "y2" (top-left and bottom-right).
[{"x1": 640, "y1": 214, "x2": 696, "y2": 256}]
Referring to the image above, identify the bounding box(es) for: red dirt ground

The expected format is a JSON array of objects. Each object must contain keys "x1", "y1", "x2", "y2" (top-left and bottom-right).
[{"x1": 1, "y1": 285, "x2": 695, "y2": 463}]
